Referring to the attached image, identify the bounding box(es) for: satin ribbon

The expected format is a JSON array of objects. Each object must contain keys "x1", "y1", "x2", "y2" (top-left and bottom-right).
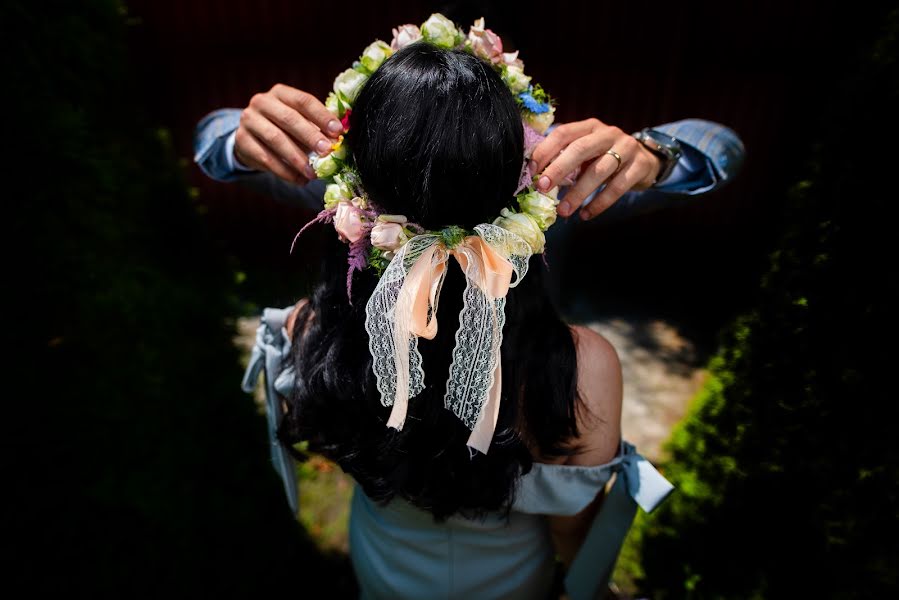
[
  {"x1": 365, "y1": 224, "x2": 532, "y2": 454},
  {"x1": 565, "y1": 443, "x2": 675, "y2": 600}
]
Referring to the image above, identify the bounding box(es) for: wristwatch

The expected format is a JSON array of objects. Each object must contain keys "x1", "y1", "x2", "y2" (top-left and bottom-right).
[{"x1": 633, "y1": 128, "x2": 683, "y2": 185}]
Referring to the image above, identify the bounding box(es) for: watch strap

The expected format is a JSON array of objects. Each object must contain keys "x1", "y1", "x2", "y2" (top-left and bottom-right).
[{"x1": 634, "y1": 128, "x2": 681, "y2": 185}]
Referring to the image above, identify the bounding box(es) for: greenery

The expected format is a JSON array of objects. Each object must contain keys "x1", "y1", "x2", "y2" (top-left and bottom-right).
[
  {"x1": 619, "y1": 10, "x2": 899, "y2": 599},
  {"x1": 8, "y1": 1, "x2": 353, "y2": 594}
]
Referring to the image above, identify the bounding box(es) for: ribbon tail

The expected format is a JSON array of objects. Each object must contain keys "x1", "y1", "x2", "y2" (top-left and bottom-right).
[
  {"x1": 624, "y1": 449, "x2": 676, "y2": 513},
  {"x1": 445, "y1": 245, "x2": 508, "y2": 440},
  {"x1": 365, "y1": 235, "x2": 443, "y2": 431},
  {"x1": 466, "y1": 359, "x2": 502, "y2": 454},
  {"x1": 386, "y1": 312, "x2": 412, "y2": 430}
]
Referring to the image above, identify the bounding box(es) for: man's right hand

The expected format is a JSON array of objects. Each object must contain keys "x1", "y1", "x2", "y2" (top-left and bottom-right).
[{"x1": 234, "y1": 84, "x2": 344, "y2": 184}]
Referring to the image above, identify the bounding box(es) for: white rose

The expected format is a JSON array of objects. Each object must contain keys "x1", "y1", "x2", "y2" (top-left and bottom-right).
[
  {"x1": 333, "y1": 68, "x2": 368, "y2": 105},
  {"x1": 492, "y1": 208, "x2": 545, "y2": 254},
  {"x1": 370, "y1": 222, "x2": 409, "y2": 252},
  {"x1": 324, "y1": 92, "x2": 340, "y2": 115},
  {"x1": 421, "y1": 13, "x2": 459, "y2": 49},
  {"x1": 391, "y1": 24, "x2": 422, "y2": 51},
  {"x1": 525, "y1": 105, "x2": 556, "y2": 134},
  {"x1": 323, "y1": 175, "x2": 353, "y2": 209},
  {"x1": 361, "y1": 40, "x2": 392, "y2": 73},
  {"x1": 517, "y1": 188, "x2": 560, "y2": 230},
  {"x1": 310, "y1": 152, "x2": 339, "y2": 178},
  {"x1": 502, "y1": 51, "x2": 524, "y2": 70},
  {"x1": 502, "y1": 65, "x2": 531, "y2": 94}
]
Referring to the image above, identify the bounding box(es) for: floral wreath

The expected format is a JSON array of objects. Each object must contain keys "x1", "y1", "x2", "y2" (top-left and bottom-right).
[{"x1": 295, "y1": 14, "x2": 561, "y2": 456}]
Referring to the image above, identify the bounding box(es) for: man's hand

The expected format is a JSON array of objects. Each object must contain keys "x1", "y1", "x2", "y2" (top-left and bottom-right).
[
  {"x1": 234, "y1": 84, "x2": 344, "y2": 184},
  {"x1": 531, "y1": 118, "x2": 662, "y2": 220}
]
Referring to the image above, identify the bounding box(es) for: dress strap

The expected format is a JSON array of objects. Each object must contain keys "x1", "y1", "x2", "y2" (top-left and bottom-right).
[
  {"x1": 241, "y1": 306, "x2": 299, "y2": 515},
  {"x1": 564, "y1": 443, "x2": 674, "y2": 600}
]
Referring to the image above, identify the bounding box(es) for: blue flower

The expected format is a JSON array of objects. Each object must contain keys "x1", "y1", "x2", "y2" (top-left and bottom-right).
[{"x1": 518, "y1": 89, "x2": 551, "y2": 114}]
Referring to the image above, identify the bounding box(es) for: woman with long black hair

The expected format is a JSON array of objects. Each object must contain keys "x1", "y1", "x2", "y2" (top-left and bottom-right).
[{"x1": 252, "y1": 25, "x2": 675, "y2": 597}]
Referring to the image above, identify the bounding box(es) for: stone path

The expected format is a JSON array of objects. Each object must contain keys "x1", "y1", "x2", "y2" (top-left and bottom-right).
[{"x1": 584, "y1": 318, "x2": 707, "y2": 462}]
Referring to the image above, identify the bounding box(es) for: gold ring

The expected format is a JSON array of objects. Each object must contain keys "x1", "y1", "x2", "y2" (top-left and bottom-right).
[{"x1": 605, "y1": 149, "x2": 622, "y2": 172}]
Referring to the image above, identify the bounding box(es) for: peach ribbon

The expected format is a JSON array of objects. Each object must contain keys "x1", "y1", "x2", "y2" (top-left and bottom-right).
[{"x1": 373, "y1": 228, "x2": 528, "y2": 454}]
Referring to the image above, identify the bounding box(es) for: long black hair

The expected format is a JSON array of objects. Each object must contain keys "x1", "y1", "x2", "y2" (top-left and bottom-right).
[{"x1": 278, "y1": 43, "x2": 580, "y2": 521}]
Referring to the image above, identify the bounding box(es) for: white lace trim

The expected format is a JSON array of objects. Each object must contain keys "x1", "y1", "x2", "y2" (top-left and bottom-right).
[{"x1": 364, "y1": 224, "x2": 532, "y2": 435}]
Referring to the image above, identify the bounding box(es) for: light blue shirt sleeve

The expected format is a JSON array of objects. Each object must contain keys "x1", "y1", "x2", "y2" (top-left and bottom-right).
[
  {"x1": 651, "y1": 118, "x2": 745, "y2": 194},
  {"x1": 193, "y1": 108, "x2": 246, "y2": 182}
]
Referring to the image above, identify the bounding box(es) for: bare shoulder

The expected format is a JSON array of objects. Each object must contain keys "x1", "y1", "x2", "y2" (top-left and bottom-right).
[{"x1": 566, "y1": 325, "x2": 623, "y2": 466}]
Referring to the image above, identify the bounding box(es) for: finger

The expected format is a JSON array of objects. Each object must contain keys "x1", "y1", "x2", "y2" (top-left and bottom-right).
[
  {"x1": 557, "y1": 152, "x2": 622, "y2": 217},
  {"x1": 531, "y1": 119, "x2": 598, "y2": 172},
  {"x1": 271, "y1": 84, "x2": 344, "y2": 138},
  {"x1": 241, "y1": 107, "x2": 312, "y2": 176},
  {"x1": 236, "y1": 127, "x2": 310, "y2": 184},
  {"x1": 252, "y1": 92, "x2": 334, "y2": 157},
  {"x1": 537, "y1": 128, "x2": 619, "y2": 192},
  {"x1": 580, "y1": 160, "x2": 641, "y2": 221},
  {"x1": 631, "y1": 148, "x2": 663, "y2": 190}
]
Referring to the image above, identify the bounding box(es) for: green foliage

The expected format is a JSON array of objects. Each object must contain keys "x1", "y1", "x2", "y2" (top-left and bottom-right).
[
  {"x1": 7, "y1": 1, "x2": 353, "y2": 594},
  {"x1": 623, "y1": 10, "x2": 899, "y2": 599},
  {"x1": 368, "y1": 246, "x2": 391, "y2": 277},
  {"x1": 439, "y1": 225, "x2": 469, "y2": 248}
]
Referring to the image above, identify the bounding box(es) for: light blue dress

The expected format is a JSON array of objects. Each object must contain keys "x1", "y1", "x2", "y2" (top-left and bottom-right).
[{"x1": 243, "y1": 306, "x2": 674, "y2": 600}]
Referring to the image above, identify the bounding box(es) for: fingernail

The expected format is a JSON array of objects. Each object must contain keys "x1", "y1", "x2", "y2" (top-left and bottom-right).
[
  {"x1": 304, "y1": 165, "x2": 316, "y2": 179},
  {"x1": 558, "y1": 201, "x2": 571, "y2": 217},
  {"x1": 538, "y1": 176, "x2": 550, "y2": 191},
  {"x1": 528, "y1": 159, "x2": 537, "y2": 173},
  {"x1": 327, "y1": 120, "x2": 343, "y2": 134},
  {"x1": 579, "y1": 209, "x2": 590, "y2": 220},
  {"x1": 315, "y1": 139, "x2": 331, "y2": 154}
]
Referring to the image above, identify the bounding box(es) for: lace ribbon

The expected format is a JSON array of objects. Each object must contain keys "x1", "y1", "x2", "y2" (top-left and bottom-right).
[{"x1": 364, "y1": 224, "x2": 532, "y2": 454}]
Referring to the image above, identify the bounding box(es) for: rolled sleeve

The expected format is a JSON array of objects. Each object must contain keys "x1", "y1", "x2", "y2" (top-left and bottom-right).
[
  {"x1": 652, "y1": 118, "x2": 745, "y2": 195},
  {"x1": 193, "y1": 108, "x2": 249, "y2": 182}
]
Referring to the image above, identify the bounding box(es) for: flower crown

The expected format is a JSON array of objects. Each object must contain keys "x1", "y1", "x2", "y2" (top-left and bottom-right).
[
  {"x1": 299, "y1": 15, "x2": 560, "y2": 282},
  {"x1": 297, "y1": 15, "x2": 562, "y2": 456}
]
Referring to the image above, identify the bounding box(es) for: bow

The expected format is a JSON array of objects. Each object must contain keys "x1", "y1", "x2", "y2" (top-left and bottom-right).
[{"x1": 364, "y1": 223, "x2": 532, "y2": 454}]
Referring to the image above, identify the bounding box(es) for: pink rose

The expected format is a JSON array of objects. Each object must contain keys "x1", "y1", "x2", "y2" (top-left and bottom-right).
[
  {"x1": 468, "y1": 18, "x2": 503, "y2": 63},
  {"x1": 502, "y1": 51, "x2": 523, "y2": 69},
  {"x1": 391, "y1": 24, "x2": 422, "y2": 51},
  {"x1": 334, "y1": 201, "x2": 365, "y2": 244},
  {"x1": 370, "y1": 221, "x2": 408, "y2": 252}
]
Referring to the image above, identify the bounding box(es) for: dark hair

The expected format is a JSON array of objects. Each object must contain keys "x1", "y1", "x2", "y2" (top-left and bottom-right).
[{"x1": 278, "y1": 43, "x2": 580, "y2": 521}]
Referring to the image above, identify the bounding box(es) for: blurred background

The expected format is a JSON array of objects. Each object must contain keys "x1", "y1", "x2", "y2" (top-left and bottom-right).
[{"x1": 8, "y1": 0, "x2": 897, "y2": 597}]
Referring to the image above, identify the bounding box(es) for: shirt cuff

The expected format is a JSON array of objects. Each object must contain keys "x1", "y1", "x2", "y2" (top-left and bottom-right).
[{"x1": 224, "y1": 129, "x2": 256, "y2": 172}]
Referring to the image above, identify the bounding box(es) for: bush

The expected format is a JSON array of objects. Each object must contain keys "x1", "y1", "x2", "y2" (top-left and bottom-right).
[
  {"x1": 7, "y1": 2, "x2": 352, "y2": 594},
  {"x1": 628, "y1": 11, "x2": 899, "y2": 599}
]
